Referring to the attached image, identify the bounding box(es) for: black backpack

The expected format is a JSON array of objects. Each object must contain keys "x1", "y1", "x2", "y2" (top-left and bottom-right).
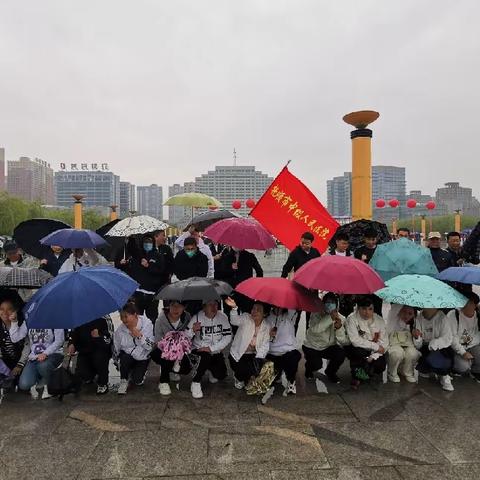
[{"x1": 47, "y1": 359, "x2": 82, "y2": 400}]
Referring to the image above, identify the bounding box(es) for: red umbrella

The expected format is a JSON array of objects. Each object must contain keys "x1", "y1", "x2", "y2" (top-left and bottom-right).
[
  {"x1": 293, "y1": 255, "x2": 385, "y2": 294},
  {"x1": 235, "y1": 277, "x2": 322, "y2": 312},
  {"x1": 204, "y1": 217, "x2": 276, "y2": 250}
]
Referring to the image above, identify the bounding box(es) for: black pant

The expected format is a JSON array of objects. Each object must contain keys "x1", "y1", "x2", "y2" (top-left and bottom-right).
[
  {"x1": 133, "y1": 292, "x2": 159, "y2": 324},
  {"x1": 191, "y1": 350, "x2": 227, "y2": 382},
  {"x1": 150, "y1": 348, "x2": 192, "y2": 383},
  {"x1": 302, "y1": 345, "x2": 346, "y2": 379},
  {"x1": 372, "y1": 295, "x2": 383, "y2": 317},
  {"x1": 119, "y1": 351, "x2": 149, "y2": 384},
  {"x1": 76, "y1": 350, "x2": 111, "y2": 386},
  {"x1": 344, "y1": 346, "x2": 386, "y2": 378},
  {"x1": 294, "y1": 311, "x2": 311, "y2": 334},
  {"x1": 229, "y1": 354, "x2": 262, "y2": 383},
  {"x1": 338, "y1": 295, "x2": 355, "y2": 317},
  {"x1": 266, "y1": 349, "x2": 301, "y2": 383}
]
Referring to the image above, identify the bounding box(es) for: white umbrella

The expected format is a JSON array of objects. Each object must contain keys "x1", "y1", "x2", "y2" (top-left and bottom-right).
[{"x1": 105, "y1": 215, "x2": 169, "y2": 237}]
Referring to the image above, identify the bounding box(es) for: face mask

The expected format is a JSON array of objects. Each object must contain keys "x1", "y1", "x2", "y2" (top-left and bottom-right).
[
  {"x1": 186, "y1": 250, "x2": 195, "y2": 258},
  {"x1": 143, "y1": 243, "x2": 153, "y2": 252},
  {"x1": 325, "y1": 303, "x2": 337, "y2": 313}
]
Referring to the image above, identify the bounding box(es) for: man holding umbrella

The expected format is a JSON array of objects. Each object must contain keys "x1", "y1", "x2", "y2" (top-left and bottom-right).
[
  {"x1": 0, "y1": 241, "x2": 38, "y2": 269},
  {"x1": 40, "y1": 246, "x2": 70, "y2": 277}
]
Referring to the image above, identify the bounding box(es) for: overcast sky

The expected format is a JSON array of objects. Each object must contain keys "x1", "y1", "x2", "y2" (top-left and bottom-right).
[{"x1": 1, "y1": 1, "x2": 479, "y2": 202}]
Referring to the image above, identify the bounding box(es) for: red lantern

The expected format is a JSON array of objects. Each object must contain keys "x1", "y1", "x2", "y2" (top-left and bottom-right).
[
  {"x1": 426, "y1": 201, "x2": 436, "y2": 210},
  {"x1": 406, "y1": 199, "x2": 417, "y2": 209},
  {"x1": 246, "y1": 198, "x2": 256, "y2": 209},
  {"x1": 375, "y1": 199, "x2": 386, "y2": 208},
  {"x1": 388, "y1": 198, "x2": 399, "y2": 208},
  {"x1": 232, "y1": 200, "x2": 242, "y2": 210}
]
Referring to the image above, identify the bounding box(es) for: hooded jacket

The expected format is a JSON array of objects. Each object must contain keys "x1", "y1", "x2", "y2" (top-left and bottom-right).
[
  {"x1": 39, "y1": 249, "x2": 71, "y2": 277},
  {"x1": 113, "y1": 315, "x2": 154, "y2": 361},
  {"x1": 174, "y1": 249, "x2": 209, "y2": 280},
  {"x1": 58, "y1": 249, "x2": 107, "y2": 274},
  {"x1": 154, "y1": 310, "x2": 192, "y2": 343},
  {"x1": 0, "y1": 320, "x2": 26, "y2": 369},
  {"x1": 175, "y1": 233, "x2": 214, "y2": 278},
  {"x1": 123, "y1": 248, "x2": 167, "y2": 293},
  {"x1": 345, "y1": 310, "x2": 388, "y2": 354},
  {"x1": 281, "y1": 246, "x2": 321, "y2": 278},
  {"x1": 21, "y1": 328, "x2": 65, "y2": 360},
  {"x1": 413, "y1": 310, "x2": 452, "y2": 351},
  {"x1": 188, "y1": 310, "x2": 232, "y2": 353},
  {"x1": 447, "y1": 309, "x2": 480, "y2": 356},
  {"x1": 303, "y1": 311, "x2": 349, "y2": 351},
  {"x1": 385, "y1": 304, "x2": 416, "y2": 348},
  {"x1": 69, "y1": 317, "x2": 113, "y2": 355},
  {"x1": 216, "y1": 249, "x2": 263, "y2": 287}
]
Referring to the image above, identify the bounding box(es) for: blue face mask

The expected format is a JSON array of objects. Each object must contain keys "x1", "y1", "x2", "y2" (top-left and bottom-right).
[
  {"x1": 143, "y1": 243, "x2": 153, "y2": 252},
  {"x1": 325, "y1": 303, "x2": 337, "y2": 313}
]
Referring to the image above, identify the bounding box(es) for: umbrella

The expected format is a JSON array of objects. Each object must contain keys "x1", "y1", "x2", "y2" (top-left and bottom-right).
[
  {"x1": 185, "y1": 209, "x2": 240, "y2": 231},
  {"x1": 164, "y1": 192, "x2": 222, "y2": 208},
  {"x1": 462, "y1": 221, "x2": 480, "y2": 264},
  {"x1": 156, "y1": 277, "x2": 232, "y2": 302},
  {"x1": 0, "y1": 267, "x2": 52, "y2": 288},
  {"x1": 23, "y1": 265, "x2": 139, "y2": 329},
  {"x1": 293, "y1": 255, "x2": 385, "y2": 294},
  {"x1": 235, "y1": 277, "x2": 322, "y2": 312},
  {"x1": 106, "y1": 215, "x2": 168, "y2": 237},
  {"x1": 40, "y1": 228, "x2": 107, "y2": 249},
  {"x1": 329, "y1": 219, "x2": 391, "y2": 252},
  {"x1": 437, "y1": 266, "x2": 480, "y2": 285},
  {"x1": 204, "y1": 218, "x2": 276, "y2": 251},
  {"x1": 369, "y1": 238, "x2": 439, "y2": 281},
  {"x1": 375, "y1": 274, "x2": 467, "y2": 309},
  {"x1": 13, "y1": 219, "x2": 72, "y2": 258},
  {"x1": 95, "y1": 219, "x2": 126, "y2": 262}
]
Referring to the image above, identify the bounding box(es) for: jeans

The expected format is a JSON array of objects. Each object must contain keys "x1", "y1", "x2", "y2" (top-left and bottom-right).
[
  {"x1": 18, "y1": 353, "x2": 64, "y2": 390},
  {"x1": 417, "y1": 345, "x2": 454, "y2": 376},
  {"x1": 454, "y1": 344, "x2": 480, "y2": 374}
]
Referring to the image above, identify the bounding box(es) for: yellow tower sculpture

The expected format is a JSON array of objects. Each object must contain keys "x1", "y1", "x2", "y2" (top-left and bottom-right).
[
  {"x1": 343, "y1": 110, "x2": 380, "y2": 221},
  {"x1": 72, "y1": 195, "x2": 85, "y2": 229}
]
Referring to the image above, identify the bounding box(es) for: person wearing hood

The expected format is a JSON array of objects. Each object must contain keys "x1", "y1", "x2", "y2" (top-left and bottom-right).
[
  {"x1": 151, "y1": 300, "x2": 192, "y2": 396},
  {"x1": 175, "y1": 226, "x2": 214, "y2": 278},
  {"x1": 188, "y1": 300, "x2": 232, "y2": 399},
  {"x1": 303, "y1": 293, "x2": 349, "y2": 383},
  {"x1": 58, "y1": 247, "x2": 108, "y2": 274},
  {"x1": 39, "y1": 245, "x2": 71, "y2": 277},
  {"x1": 385, "y1": 304, "x2": 420, "y2": 383},
  {"x1": 114, "y1": 302, "x2": 154, "y2": 395},
  {"x1": 413, "y1": 307, "x2": 454, "y2": 391}
]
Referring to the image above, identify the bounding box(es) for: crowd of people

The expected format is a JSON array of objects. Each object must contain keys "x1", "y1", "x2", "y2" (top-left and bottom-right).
[{"x1": 0, "y1": 225, "x2": 479, "y2": 401}]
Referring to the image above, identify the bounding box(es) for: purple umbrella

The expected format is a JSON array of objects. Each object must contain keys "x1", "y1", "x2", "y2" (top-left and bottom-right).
[{"x1": 40, "y1": 228, "x2": 108, "y2": 249}]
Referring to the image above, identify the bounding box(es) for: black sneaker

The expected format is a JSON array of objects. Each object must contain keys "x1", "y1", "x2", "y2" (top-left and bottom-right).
[
  {"x1": 327, "y1": 374, "x2": 340, "y2": 384},
  {"x1": 96, "y1": 385, "x2": 108, "y2": 395}
]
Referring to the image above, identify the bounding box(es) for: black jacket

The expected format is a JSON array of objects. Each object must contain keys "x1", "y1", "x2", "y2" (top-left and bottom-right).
[
  {"x1": 122, "y1": 249, "x2": 167, "y2": 293},
  {"x1": 69, "y1": 317, "x2": 112, "y2": 355},
  {"x1": 40, "y1": 250, "x2": 71, "y2": 277},
  {"x1": 429, "y1": 247, "x2": 455, "y2": 272},
  {"x1": 216, "y1": 250, "x2": 263, "y2": 287},
  {"x1": 281, "y1": 246, "x2": 321, "y2": 278},
  {"x1": 354, "y1": 245, "x2": 377, "y2": 264},
  {"x1": 0, "y1": 321, "x2": 25, "y2": 369},
  {"x1": 174, "y1": 250, "x2": 209, "y2": 280},
  {"x1": 156, "y1": 244, "x2": 175, "y2": 284}
]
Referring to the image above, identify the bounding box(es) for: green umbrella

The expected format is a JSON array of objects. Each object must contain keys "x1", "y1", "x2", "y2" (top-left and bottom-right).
[
  {"x1": 164, "y1": 193, "x2": 222, "y2": 208},
  {"x1": 375, "y1": 274, "x2": 467, "y2": 308},
  {"x1": 370, "y1": 238, "x2": 438, "y2": 281}
]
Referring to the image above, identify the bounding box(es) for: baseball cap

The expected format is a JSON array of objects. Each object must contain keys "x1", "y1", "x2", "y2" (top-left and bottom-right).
[
  {"x1": 3, "y1": 240, "x2": 19, "y2": 253},
  {"x1": 428, "y1": 232, "x2": 442, "y2": 239}
]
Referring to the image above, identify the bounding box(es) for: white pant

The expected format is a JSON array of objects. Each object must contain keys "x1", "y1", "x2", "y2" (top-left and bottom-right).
[
  {"x1": 388, "y1": 345, "x2": 421, "y2": 377},
  {"x1": 454, "y1": 344, "x2": 480, "y2": 374}
]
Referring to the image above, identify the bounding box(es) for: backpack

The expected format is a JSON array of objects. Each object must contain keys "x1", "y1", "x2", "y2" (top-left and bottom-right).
[{"x1": 47, "y1": 358, "x2": 82, "y2": 400}]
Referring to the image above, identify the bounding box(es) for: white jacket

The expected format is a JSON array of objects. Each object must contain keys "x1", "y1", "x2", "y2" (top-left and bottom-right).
[
  {"x1": 304, "y1": 312, "x2": 349, "y2": 351},
  {"x1": 188, "y1": 310, "x2": 232, "y2": 353},
  {"x1": 229, "y1": 309, "x2": 270, "y2": 362},
  {"x1": 265, "y1": 310, "x2": 298, "y2": 355},
  {"x1": 413, "y1": 311, "x2": 452, "y2": 351},
  {"x1": 175, "y1": 233, "x2": 214, "y2": 278},
  {"x1": 114, "y1": 315, "x2": 154, "y2": 361},
  {"x1": 58, "y1": 249, "x2": 108, "y2": 274},
  {"x1": 345, "y1": 310, "x2": 388, "y2": 354},
  {"x1": 447, "y1": 309, "x2": 480, "y2": 356}
]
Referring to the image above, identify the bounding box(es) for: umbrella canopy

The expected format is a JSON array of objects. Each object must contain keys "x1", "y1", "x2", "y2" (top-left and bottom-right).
[
  {"x1": 40, "y1": 228, "x2": 107, "y2": 249},
  {"x1": 164, "y1": 192, "x2": 222, "y2": 208},
  {"x1": 462, "y1": 221, "x2": 480, "y2": 264},
  {"x1": 13, "y1": 219, "x2": 72, "y2": 258},
  {"x1": 185, "y1": 209, "x2": 240, "y2": 231},
  {"x1": 0, "y1": 267, "x2": 52, "y2": 288},
  {"x1": 369, "y1": 238, "x2": 439, "y2": 281},
  {"x1": 437, "y1": 266, "x2": 480, "y2": 285},
  {"x1": 329, "y1": 219, "x2": 391, "y2": 252},
  {"x1": 235, "y1": 277, "x2": 322, "y2": 312},
  {"x1": 204, "y1": 217, "x2": 276, "y2": 251},
  {"x1": 23, "y1": 265, "x2": 139, "y2": 329},
  {"x1": 106, "y1": 215, "x2": 168, "y2": 237},
  {"x1": 375, "y1": 274, "x2": 467, "y2": 309},
  {"x1": 156, "y1": 277, "x2": 232, "y2": 302},
  {"x1": 293, "y1": 255, "x2": 385, "y2": 294},
  {"x1": 95, "y1": 219, "x2": 126, "y2": 262}
]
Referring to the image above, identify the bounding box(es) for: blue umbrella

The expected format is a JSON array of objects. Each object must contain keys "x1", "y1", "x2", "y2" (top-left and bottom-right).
[
  {"x1": 24, "y1": 265, "x2": 138, "y2": 329},
  {"x1": 437, "y1": 266, "x2": 480, "y2": 285},
  {"x1": 40, "y1": 228, "x2": 107, "y2": 249}
]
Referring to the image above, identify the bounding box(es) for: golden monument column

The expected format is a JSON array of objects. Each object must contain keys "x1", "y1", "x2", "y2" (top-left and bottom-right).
[
  {"x1": 343, "y1": 110, "x2": 380, "y2": 221},
  {"x1": 421, "y1": 215, "x2": 426, "y2": 245},
  {"x1": 73, "y1": 195, "x2": 85, "y2": 229},
  {"x1": 454, "y1": 209, "x2": 461, "y2": 232},
  {"x1": 110, "y1": 205, "x2": 118, "y2": 222}
]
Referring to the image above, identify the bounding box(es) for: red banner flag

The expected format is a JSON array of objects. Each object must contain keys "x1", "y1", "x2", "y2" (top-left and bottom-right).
[{"x1": 250, "y1": 166, "x2": 339, "y2": 252}]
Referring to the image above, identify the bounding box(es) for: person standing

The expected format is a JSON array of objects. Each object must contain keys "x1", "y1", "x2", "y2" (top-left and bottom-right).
[
  {"x1": 354, "y1": 229, "x2": 378, "y2": 264},
  {"x1": 328, "y1": 233, "x2": 352, "y2": 256},
  {"x1": 397, "y1": 228, "x2": 411, "y2": 240},
  {"x1": 174, "y1": 237, "x2": 209, "y2": 280},
  {"x1": 153, "y1": 229, "x2": 175, "y2": 285},
  {"x1": 446, "y1": 231, "x2": 465, "y2": 266},
  {"x1": 175, "y1": 226, "x2": 214, "y2": 278},
  {"x1": 427, "y1": 232, "x2": 455, "y2": 273},
  {"x1": 0, "y1": 241, "x2": 38, "y2": 268},
  {"x1": 58, "y1": 247, "x2": 108, "y2": 274},
  {"x1": 39, "y1": 245, "x2": 70, "y2": 277}
]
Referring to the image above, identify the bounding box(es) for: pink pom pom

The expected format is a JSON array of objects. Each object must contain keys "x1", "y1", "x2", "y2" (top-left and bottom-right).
[{"x1": 158, "y1": 331, "x2": 192, "y2": 361}]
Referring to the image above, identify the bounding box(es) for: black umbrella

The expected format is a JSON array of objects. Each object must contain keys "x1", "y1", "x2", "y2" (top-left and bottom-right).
[
  {"x1": 462, "y1": 221, "x2": 480, "y2": 264},
  {"x1": 156, "y1": 277, "x2": 233, "y2": 302},
  {"x1": 328, "y1": 219, "x2": 391, "y2": 252},
  {"x1": 95, "y1": 219, "x2": 126, "y2": 262},
  {"x1": 13, "y1": 219, "x2": 72, "y2": 259},
  {"x1": 184, "y1": 209, "x2": 240, "y2": 231}
]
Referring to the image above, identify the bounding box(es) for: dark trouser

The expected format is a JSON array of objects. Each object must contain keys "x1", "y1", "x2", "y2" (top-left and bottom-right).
[
  {"x1": 339, "y1": 295, "x2": 355, "y2": 317},
  {"x1": 417, "y1": 345, "x2": 454, "y2": 376},
  {"x1": 344, "y1": 346, "x2": 386, "y2": 379},
  {"x1": 294, "y1": 311, "x2": 311, "y2": 334},
  {"x1": 76, "y1": 350, "x2": 111, "y2": 387},
  {"x1": 191, "y1": 350, "x2": 227, "y2": 382},
  {"x1": 133, "y1": 291, "x2": 159, "y2": 324},
  {"x1": 302, "y1": 345, "x2": 346, "y2": 379},
  {"x1": 372, "y1": 295, "x2": 383, "y2": 317},
  {"x1": 150, "y1": 348, "x2": 192, "y2": 383},
  {"x1": 266, "y1": 350, "x2": 301, "y2": 383},
  {"x1": 118, "y1": 351, "x2": 149, "y2": 384},
  {"x1": 229, "y1": 354, "x2": 262, "y2": 383}
]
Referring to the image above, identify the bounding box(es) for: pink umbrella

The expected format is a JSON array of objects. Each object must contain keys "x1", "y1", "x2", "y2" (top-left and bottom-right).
[
  {"x1": 293, "y1": 255, "x2": 385, "y2": 294},
  {"x1": 235, "y1": 277, "x2": 322, "y2": 312},
  {"x1": 204, "y1": 217, "x2": 276, "y2": 250}
]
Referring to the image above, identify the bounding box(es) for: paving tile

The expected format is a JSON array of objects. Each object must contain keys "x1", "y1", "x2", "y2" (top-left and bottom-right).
[
  {"x1": 272, "y1": 466, "x2": 402, "y2": 479},
  {"x1": 396, "y1": 464, "x2": 480, "y2": 479}
]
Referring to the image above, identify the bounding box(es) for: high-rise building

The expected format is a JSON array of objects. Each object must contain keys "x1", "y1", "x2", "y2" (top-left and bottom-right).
[
  {"x1": 119, "y1": 181, "x2": 136, "y2": 217},
  {"x1": 168, "y1": 183, "x2": 186, "y2": 226},
  {"x1": 327, "y1": 172, "x2": 351, "y2": 217},
  {"x1": 7, "y1": 156, "x2": 54, "y2": 204},
  {"x1": 137, "y1": 184, "x2": 163, "y2": 219},
  {"x1": 435, "y1": 182, "x2": 480, "y2": 217},
  {"x1": 55, "y1": 170, "x2": 120, "y2": 211},
  {"x1": 0, "y1": 148, "x2": 5, "y2": 191}
]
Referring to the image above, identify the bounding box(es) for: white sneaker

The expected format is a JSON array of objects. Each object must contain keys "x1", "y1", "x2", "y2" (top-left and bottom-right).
[
  {"x1": 418, "y1": 371, "x2": 432, "y2": 378},
  {"x1": 440, "y1": 375, "x2": 454, "y2": 392},
  {"x1": 191, "y1": 382, "x2": 203, "y2": 399},
  {"x1": 388, "y1": 374, "x2": 401, "y2": 383},
  {"x1": 158, "y1": 382, "x2": 171, "y2": 396},
  {"x1": 41, "y1": 386, "x2": 52, "y2": 399},
  {"x1": 30, "y1": 385, "x2": 39, "y2": 400},
  {"x1": 117, "y1": 379, "x2": 128, "y2": 395},
  {"x1": 234, "y1": 377, "x2": 245, "y2": 390},
  {"x1": 404, "y1": 375, "x2": 417, "y2": 383},
  {"x1": 96, "y1": 385, "x2": 108, "y2": 395},
  {"x1": 286, "y1": 381, "x2": 296, "y2": 395},
  {"x1": 170, "y1": 372, "x2": 181, "y2": 382},
  {"x1": 207, "y1": 371, "x2": 218, "y2": 384}
]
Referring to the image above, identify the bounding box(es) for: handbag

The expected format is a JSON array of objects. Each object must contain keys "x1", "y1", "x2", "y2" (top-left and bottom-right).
[{"x1": 47, "y1": 357, "x2": 82, "y2": 400}]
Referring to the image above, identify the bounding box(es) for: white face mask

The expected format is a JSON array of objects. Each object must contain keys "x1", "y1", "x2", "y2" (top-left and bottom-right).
[{"x1": 324, "y1": 303, "x2": 337, "y2": 313}]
